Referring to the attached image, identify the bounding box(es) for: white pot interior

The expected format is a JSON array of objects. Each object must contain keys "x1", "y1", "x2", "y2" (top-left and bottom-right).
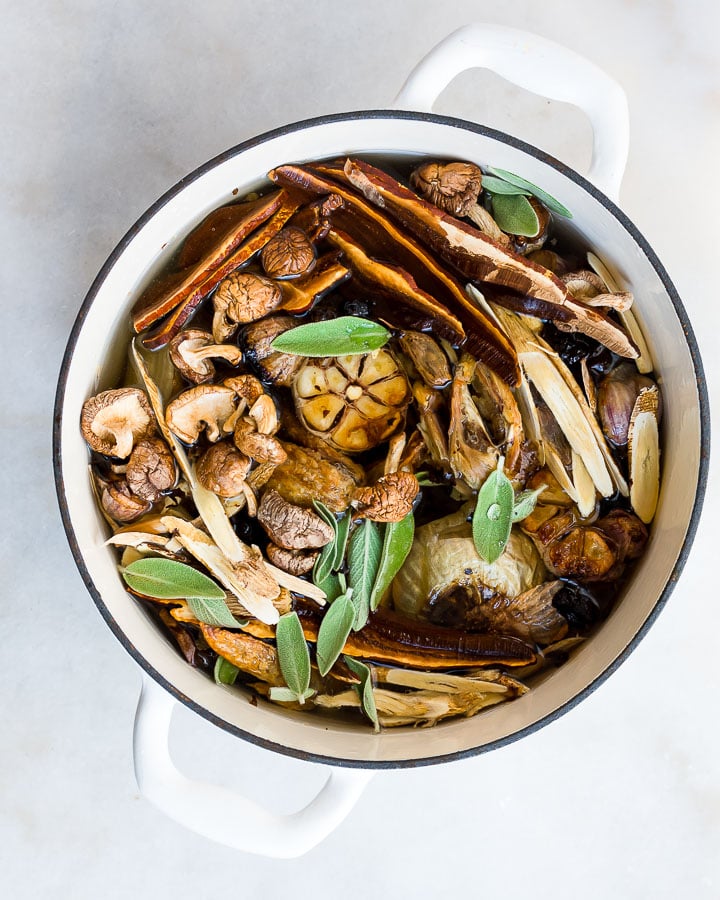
[{"x1": 57, "y1": 114, "x2": 704, "y2": 765}]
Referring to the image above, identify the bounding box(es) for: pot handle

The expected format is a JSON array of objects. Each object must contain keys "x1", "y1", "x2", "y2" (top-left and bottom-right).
[
  {"x1": 393, "y1": 23, "x2": 629, "y2": 200},
  {"x1": 132, "y1": 674, "x2": 373, "y2": 857}
]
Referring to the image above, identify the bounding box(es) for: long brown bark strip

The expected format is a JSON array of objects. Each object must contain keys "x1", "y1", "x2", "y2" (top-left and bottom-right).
[{"x1": 132, "y1": 191, "x2": 285, "y2": 333}]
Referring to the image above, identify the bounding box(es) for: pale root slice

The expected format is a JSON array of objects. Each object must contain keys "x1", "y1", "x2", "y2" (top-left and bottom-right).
[
  {"x1": 544, "y1": 444, "x2": 579, "y2": 504},
  {"x1": 492, "y1": 307, "x2": 628, "y2": 497},
  {"x1": 571, "y1": 450, "x2": 597, "y2": 518},
  {"x1": 580, "y1": 358, "x2": 597, "y2": 414},
  {"x1": 374, "y1": 667, "x2": 525, "y2": 695},
  {"x1": 628, "y1": 386, "x2": 661, "y2": 524},
  {"x1": 587, "y1": 252, "x2": 653, "y2": 374},
  {"x1": 161, "y1": 517, "x2": 280, "y2": 624},
  {"x1": 313, "y1": 685, "x2": 510, "y2": 728},
  {"x1": 518, "y1": 347, "x2": 613, "y2": 497}
]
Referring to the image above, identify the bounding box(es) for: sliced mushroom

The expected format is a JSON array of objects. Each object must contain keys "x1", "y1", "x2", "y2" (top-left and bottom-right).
[
  {"x1": 352, "y1": 472, "x2": 419, "y2": 522},
  {"x1": 101, "y1": 479, "x2": 152, "y2": 523},
  {"x1": 266, "y1": 543, "x2": 319, "y2": 576},
  {"x1": 561, "y1": 270, "x2": 633, "y2": 312},
  {"x1": 260, "y1": 226, "x2": 316, "y2": 279},
  {"x1": 195, "y1": 442, "x2": 251, "y2": 498},
  {"x1": 448, "y1": 354, "x2": 497, "y2": 489},
  {"x1": 81, "y1": 388, "x2": 155, "y2": 458},
  {"x1": 126, "y1": 437, "x2": 177, "y2": 501},
  {"x1": 247, "y1": 394, "x2": 278, "y2": 435},
  {"x1": 243, "y1": 315, "x2": 305, "y2": 386},
  {"x1": 398, "y1": 331, "x2": 452, "y2": 387},
  {"x1": 212, "y1": 272, "x2": 282, "y2": 342},
  {"x1": 257, "y1": 489, "x2": 334, "y2": 550},
  {"x1": 165, "y1": 384, "x2": 238, "y2": 444},
  {"x1": 168, "y1": 329, "x2": 243, "y2": 384},
  {"x1": 413, "y1": 382, "x2": 450, "y2": 473}
]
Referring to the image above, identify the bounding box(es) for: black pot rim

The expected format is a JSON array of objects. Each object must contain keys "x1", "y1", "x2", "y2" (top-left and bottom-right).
[{"x1": 53, "y1": 109, "x2": 711, "y2": 769}]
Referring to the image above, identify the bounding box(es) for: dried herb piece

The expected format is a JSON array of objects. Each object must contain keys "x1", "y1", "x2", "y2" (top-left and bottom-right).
[
  {"x1": 369, "y1": 513, "x2": 415, "y2": 612},
  {"x1": 270, "y1": 317, "x2": 390, "y2": 357},
  {"x1": 481, "y1": 176, "x2": 531, "y2": 196},
  {"x1": 343, "y1": 657, "x2": 379, "y2": 731},
  {"x1": 274, "y1": 611, "x2": 314, "y2": 703},
  {"x1": 316, "y1": 590, "x2": 356, "y2": 676}
]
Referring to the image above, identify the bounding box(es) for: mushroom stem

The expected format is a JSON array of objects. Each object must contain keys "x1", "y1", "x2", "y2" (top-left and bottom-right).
[{"x1": 466, "y1": 204, "x2": 511, "y2": 245}]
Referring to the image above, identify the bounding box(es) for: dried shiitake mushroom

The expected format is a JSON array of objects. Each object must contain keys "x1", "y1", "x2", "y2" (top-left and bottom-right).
[
  {"x1": 101, "y1": 479, "x2": 152, "y2": 523},
  {"x1": 410, "y1": 161, "x2": 483, "y2": 217},
  {"x1": 243, "y1": 315, "x2": 304, "y2": 386},
  {"x1": 195, "y1": 442, "x2": 251, "y2": 498},
  {"x1": 260, "y1": 226, "x2": 316, "y2": 279},
  {"x1": 168, "y1": 329, "x2": 243, "y2": 384},
  {"x1": 265, "y1": 543, "x2": 319, "y2": 576},
  {"x1": 126, "y1": 437, "x2": 177, "y2": 501},
  {"x1": 352, "y1": 472, "x2": 419, "y2": 522},
  {"x1": 165, "y1": 384, "x2": 238, "y2": 444},
  {"x1": 81, "y1": 388, "x2": 155, "y2": 459},
  {"x1": 212, "y1": 272, "x2": 282, "y2": 342},
  {"x1": 257, "y1": 489, "x2": 334, "y2": 550}
]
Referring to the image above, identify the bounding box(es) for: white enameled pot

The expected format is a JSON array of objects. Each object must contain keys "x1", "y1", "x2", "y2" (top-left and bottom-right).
[{"x1": 54, "y1": 24, "x2": 709, "y2": 857}]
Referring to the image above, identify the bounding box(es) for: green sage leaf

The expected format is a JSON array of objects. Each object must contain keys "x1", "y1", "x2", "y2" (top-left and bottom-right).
[
  {"x1": 187, "y1": 595, "x2": 247, "y2": 628},
  {"x1": 332, "y1": 513, "x2": 351, "y2": 571},
  {"x1": 481, "y1": 175, "x2": 531, "y2": 196},
  {"x1": 313, "y1": 540, "x2": 336, "y2": 587},
  {"x1": 348, "y1": 519, "x2": 382, "y2": 631},
  {"x1": 369, "y1": 513, "x2": 415, "y2": 612},
  {"x1": 472, "y1": 460, "x2": 515, "y2": 563},
  {"x1": 314, "y1": 569, "x2": 343, "y2": 603},
  {"x1": 270, "y1": 316, "x2": 390, "y2": 357},
  {"x1": 316, "y1": 590, "x2": 356, "y2": 676},
  {"x1": 415, "y1": 471, "x2": 444, "y2": 487},
  {"x1": 122, "y1": 558, "x2": 225, "y2": 601},
  {"x1": 268, "y1": 686, "x2": 316, "y2": 704},
  {"x1": 487, "y1": 166, "x2": 572, "y2": 218},
  {"x1": 275, "y1": 611, "x2": 311, "y2": 697},
  {"x1": 343, "y1": 656, "x2": 379, "y2": 732},
  {"x1": 214, "y1": 656, "x2": 240, "y2": 685},
  {"x1": 490, "y1": 193, "x2": 540, "y2": 237},
  {"x1": 511, "y1": 485, "x2": 547, "y2": 522}
]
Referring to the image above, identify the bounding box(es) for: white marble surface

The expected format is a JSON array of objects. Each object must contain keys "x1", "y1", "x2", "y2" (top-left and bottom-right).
[{"x1": 2, "y1": 1, "x2": 719, "y2": 896}]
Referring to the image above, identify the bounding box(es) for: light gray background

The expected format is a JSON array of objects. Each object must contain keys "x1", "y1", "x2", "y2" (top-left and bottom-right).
[{"x1": 3, "y1": 1, "x2": 718, "y2": 897}]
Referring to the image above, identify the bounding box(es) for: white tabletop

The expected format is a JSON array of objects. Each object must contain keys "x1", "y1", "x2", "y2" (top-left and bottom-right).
[{"x1": 3, "y1": 1, "x2": 718, "y2": 897}]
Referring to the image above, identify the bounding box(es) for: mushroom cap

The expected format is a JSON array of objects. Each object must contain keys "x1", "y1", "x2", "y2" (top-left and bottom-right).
[
  {"x1": 165, "y1": 384, "x2": 238, "y2": 444},
  {"x1": 126, "y1": 437, "x2": 177, "y2": 501},
  {"x1": 265, "y1": 543, "x2": 318, "y2": 576},
  {"x1": 242, "y1": 315, "x2": 304, "y2": 387},
  {"x1": 352, "y1": 472, "x2": 419, "y2": 522},
  {"x1": 260, "y1": 227, "x2": 316, "y2": 279},
  {"x1": 234, "y1": 419, "x2": 287, "y2": 465},
  {"x1": 101, "y1": 479, "x2": 152, "y2": 523},
  {"x1": 81, "y1": 388, "x2": 156, "y2": 458},
  {"x1": 195, "y1": 442, "x2": 251, "y2": 498},
  {"x1": 410, "y1": 161, "x2": 483, "y2": 217},
  {"x1": 212, "y1": 272, "x2": 282, "y2": 342},
  {"x1": 257, "y1": 489, "x2": 334, "y2": 550}
]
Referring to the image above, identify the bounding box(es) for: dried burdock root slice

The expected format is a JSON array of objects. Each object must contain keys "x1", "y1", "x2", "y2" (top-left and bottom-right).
[{"x1": 628, "y1": 385, "x2": 661, "y2": 524}]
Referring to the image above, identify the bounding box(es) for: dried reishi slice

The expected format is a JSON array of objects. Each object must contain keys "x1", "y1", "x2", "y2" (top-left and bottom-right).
[
  {"x1": 293, "y1": 349, "x2": 411, "y2": 453},
  {"x1": 268, "y1": 163, "x2": 520, "y2": 385},
  {"x1": 327, "y1": 158, "x2": 637, "y2": 359},
  {"x1": 628, "y1": 385, "x2": 660, "y2": 524},
  {"x1": 140, "y1": 192, "x2": 303, "y2": 349},
  {"x1": 132, "y1": 191, "x2": 284, "y2": 333},
  {"x1": 278, "y1": 252, "x2": 350, "y2": 314}
]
